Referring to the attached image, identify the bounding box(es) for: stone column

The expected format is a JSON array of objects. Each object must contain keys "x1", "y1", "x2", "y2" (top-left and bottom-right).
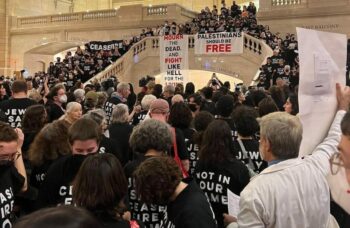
[{"x1": 0, "y1": 0, "x2": 8, "y2": 76}]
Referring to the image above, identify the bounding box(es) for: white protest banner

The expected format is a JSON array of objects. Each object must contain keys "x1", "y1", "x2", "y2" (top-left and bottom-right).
[
  {"x1": 194, "y1": 32, "x2": 243, "y2": 55},
  {"x1": 160, "y1": 34, "x2": 188, "y2": 86},
  {"x1": 297, "y1": 27, "x2": 346, "y2": 156}
]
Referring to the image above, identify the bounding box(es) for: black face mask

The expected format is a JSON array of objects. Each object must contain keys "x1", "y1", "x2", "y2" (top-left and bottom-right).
[{"x1": 0, "y1": 160, "x2": 14, "y2": 168}]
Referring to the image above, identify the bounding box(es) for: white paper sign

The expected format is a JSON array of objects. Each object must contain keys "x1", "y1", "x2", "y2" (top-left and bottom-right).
[
  {"x1": 227, "y1": 189, "x2": 240, "y2": 217},
  {"x1": 297, "y1": 27, "x2": 346, "y2": 157},
  {"x1": 159, "y1": 34, "x2": 189, "y2": 86}
]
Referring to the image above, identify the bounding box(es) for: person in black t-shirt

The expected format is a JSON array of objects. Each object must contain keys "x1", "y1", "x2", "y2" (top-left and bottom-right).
[
  {"x1": 215, "y1": 95, "x2": 238, "y2": 141},
  {"x1": 188, "y1": 111, "x2": 214, "y2": 176},
  {"x1": 125, "y1": 119, "x2": 172, "y2": 228},
  {"x1": 201, "y1": 87, "x2": 216, "y2": 115},
  {"x1": 28, "y1": 120, "x2": 71, "y2": 189},
  {"x1": 195, "y1": 120, "x2": 250, "y2": 228},
  {"x1": 104, "y1": 82, "x2": 130, "y2": 125},
  {"x1": 168, "y1": 102, "x2": 196, "y2": 174},
  {"x1": 0, "y1": 122, "x2": 27, "y2": 227},
  {"x1": 232, "y1": 106, "x2": 267, "y2": 174},
  {"x1": 45, "y1": 84, "x2": 67, "y2": 122},
  {"x1": 73, "y1": 154, "x2": 144, "y2": 228},
  {"x1": 149, "y1": 99, "x2": 190, "y2": 172},
  {"x1": 132, "y1": 94, "x2": 156, "y2": 126},
  {"x1": 134, "y1": 156, "x2": 217, "y2": 228},
  {"x1": 0, "y1": 80, "x2": 36, "y2": 128},
  {"x1": 108, "y1": 104, "x2": 134, "y2": 166},
  {"x1": 36, "y1": 118, "x2": 101, "y2": 208}
]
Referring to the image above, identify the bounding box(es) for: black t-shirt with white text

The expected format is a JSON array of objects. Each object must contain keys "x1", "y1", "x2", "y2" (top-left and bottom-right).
[
  {"x1": 160, "y1": 179, "x2": 217, "y2": 228},
  {"x1": 195, "y1": 160, "x2": 250, "y2": 228},
  {"x1": 124, "y1": 155, "x2": 166, "y2": 228},
  {"x1": 233, "y1": 139, "x2": 267, "y2": 174},
  {"x1": 0, "y1": 165, "x2": 25, "y2": 228},
  {"x1": 30, "y1": 160, "x2": 54, "y2": 190},
  {"x1": 36, "y1": 155, "x2": 86, "y2": 208},
  {"x1": 132, "y1": 110, "x2": 148, "y2": 126},
  {"x1": 104, "y1": 96, "x2": 123, "y2": 125},
  {"x1": 180, "y1": 128, "x2": 197, "y2": 176},
  {"x1": 0, "y1": 98, "x2": 36, "y2": 128},
  {"x1": 99, "y1": 135, "x2": 123, "y2": 164},
  {"x1": 215, "y1": 117, "x2": 238, "y2": 141}
]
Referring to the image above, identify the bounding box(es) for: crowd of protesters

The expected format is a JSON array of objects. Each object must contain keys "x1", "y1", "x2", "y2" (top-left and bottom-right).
[{"x1": 1, "y1": 69, "x2": 350, "y2": 227}]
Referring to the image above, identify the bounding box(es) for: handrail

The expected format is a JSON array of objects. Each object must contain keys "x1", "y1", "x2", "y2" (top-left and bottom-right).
[{"x1": 85, "y1": 33, "x2": 273, "y2": 85}]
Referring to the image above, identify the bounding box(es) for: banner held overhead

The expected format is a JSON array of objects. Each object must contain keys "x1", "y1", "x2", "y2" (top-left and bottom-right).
[{"x1": 195, "y1": 32, "x2": 243, "y2": 55}]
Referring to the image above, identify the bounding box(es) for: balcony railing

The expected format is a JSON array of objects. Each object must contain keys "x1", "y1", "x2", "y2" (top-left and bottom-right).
[
  {"x1": 14, "y1": 4, "x2": 197, "y2": 28},
  {"x1": 271, "y1": 0, "x2": 302, "y2": 6}
]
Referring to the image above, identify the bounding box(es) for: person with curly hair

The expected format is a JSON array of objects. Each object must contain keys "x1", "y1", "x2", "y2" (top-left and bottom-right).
[
  {"x1": 134, "y1": 156, "x2": 217, "y2": 228},
  {"x1": 73, "y1": 154, "x2": 144, "y2": 228},
  {"x1": 125, "y1": 119, "x2": 172, "y2": 228},
  {"x1": 232, "y1": 106, "x2": 267, "y2": 174}
]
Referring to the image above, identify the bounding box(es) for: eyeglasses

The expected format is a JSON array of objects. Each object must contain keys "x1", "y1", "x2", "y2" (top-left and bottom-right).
[
  {"x1": 330, "y1": 152, "x2": 345, "y2": 175},
  {"x1": 0, "y1": 152, "x2": 21, "y2": 165}
]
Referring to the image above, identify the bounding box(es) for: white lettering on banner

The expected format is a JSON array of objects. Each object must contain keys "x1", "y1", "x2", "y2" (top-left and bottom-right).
[
  {"x1": 160, "y1": 35, "x2": 188, "y2": 86},
  {"x1": 195, "y1": 32, "x2": 243, "y2": 55}
]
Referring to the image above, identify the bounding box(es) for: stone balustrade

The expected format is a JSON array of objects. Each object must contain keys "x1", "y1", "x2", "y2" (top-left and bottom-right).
[
  {"x1": 271, "y1": 0, "x2": 302, "y2": 6},
  {"x1": 14, "y1": 4, "x2": 197, "y2": 28}
]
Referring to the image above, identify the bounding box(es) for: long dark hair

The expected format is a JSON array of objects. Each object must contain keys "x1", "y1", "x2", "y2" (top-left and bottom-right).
[
  {"x1": 73, "y1": 154, "x2": 128, "y2": 220},
  {"x1": 22, "y1": 105, "x2": 47, "y2": 134},
  {"x1": 288, "y1": 93, "x2": 299, "y2": 115},
  {"x1": 199, "y1": 120, "x2": 234, "y2": 164}
]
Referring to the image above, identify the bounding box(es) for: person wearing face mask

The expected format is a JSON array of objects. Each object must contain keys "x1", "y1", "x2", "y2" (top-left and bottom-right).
[
  {"x1": 35, "y1": 118, "x2": 101, "y2": 209},
  {"x1": 45, "y1": 84, "x2": 67, "y2": 122},
  {"x1": 0, "y1": 122, "x2": 27, "y2": 227}
]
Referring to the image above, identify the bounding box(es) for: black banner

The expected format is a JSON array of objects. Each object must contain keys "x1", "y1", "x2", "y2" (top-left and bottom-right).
[{"x1": 88, "y1": 40, "x2": 123, "y2": 51}]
